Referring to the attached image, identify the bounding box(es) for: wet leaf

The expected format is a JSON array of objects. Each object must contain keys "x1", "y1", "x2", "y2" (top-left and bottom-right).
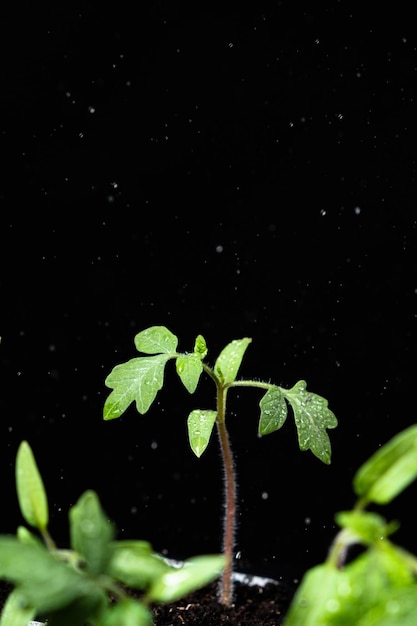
[
  {"x1": 176, "y1": 353, "x2": 203, "y2": 393},
  {"x1": 187, "y1": 410, "x2": 217, "y2": 457},
  {"x1": 282, "y1": 380, "x2": 337, "y2": 464},
  {"x1": 103, "y1": 354, "x2": 172, "y2": 419},
  {"x1": 214, "y1": 338, "x2": 252, "y2": 384},
  {"x1": 194, "y1": 334, "x2": 208, "y2": 359},
  {"x1": 15, "y1": 441, "x2": 48, "y2": 533},
  {"x1": 353, "y1": 424, "x2": 417, "y2": 505},
  {"x1": 134, "y1": 326, "x2": 178, "y2": 354},
  {"x1": 258, "y1": 387, "x2": 288, "y2": 435}
]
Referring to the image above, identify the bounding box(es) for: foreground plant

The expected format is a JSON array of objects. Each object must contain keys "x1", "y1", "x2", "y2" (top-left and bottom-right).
[
  {"x1": 0, "y1": 441, "x2": 225, "y2": 626},
  {"x1": 103, "y1": 325, "x2": 338, "y2": 605},
  {"x1": 284, "y1": 423, "x2": 417, "y2": 626}
]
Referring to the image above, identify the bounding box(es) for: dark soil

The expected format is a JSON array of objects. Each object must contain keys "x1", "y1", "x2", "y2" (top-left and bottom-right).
[
  {"x1": 150, "y1": 578, "x2": 296, "y2": 626},
  {"x1": 0, "y1": 576, "x2": 296, "y2": 625}
]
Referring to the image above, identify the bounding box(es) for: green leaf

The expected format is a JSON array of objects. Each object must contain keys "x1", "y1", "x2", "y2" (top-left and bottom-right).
[
  {"x1": 108, "y1": 541, "x2": 170, "y2": 589},
  {"x1": 0, "y1": 588, "x2": 36, "y2": 626},
  {"x1": 44, "y1": 591, "x2": 107, "y2": 626},
  {"x1": 335, "y1": 510, "x2": 399, "y2": 545},
  {"x1": 281, "y1": 562, "x2": 342, "y2": 626},
  {"x1": 16, "y1": 526, "x2": 42, "y2": 546},
  {"x1": 353, "y1": 424, "x2": 417, "y2": 506},
  {"x1": 97, "y1": 598, "x2": 152, "y2": 626},
  {"x1": 15, "y1": 441, "x2": 48, "y2": 533},
  {"x1": 258, "y1": 387, "x2": 288, "y2": 435},
  {"x1": 0, "y1": 537, "x2": 97, "y2": 613},
  {"x1": 148, "y1": 555, "x2": 226, "y2": 603},
  {"x1": 187, "y1": 410, "x2": 217, "y2": 457},
  {"x1": 214, "y1": 337, "x2": 252, "y2": 385},
  {"x1": 134, "y1": 326, "x2": 178, "y2": 354},
  {"x1": 69, "y1": 491, "x2": 114, "y2": 576},
  {"x1": 194, "y1": 334, "x2": 208, "y2": 360},
  {"x1": 282, "y1": 380, "x2": 337, "y2": 464},
  {"x1": 103, "y1": 354, "x2": 171, "y2": 419},
  {"x1": 355, "y1": 586, "x2": 417, "y2": 626},
  {"x1": 285, "y1": 538, "x2": 417, "y2": 626},
  {"x1": 176, "y1": 353, "x2": 203, "y2": 393}
]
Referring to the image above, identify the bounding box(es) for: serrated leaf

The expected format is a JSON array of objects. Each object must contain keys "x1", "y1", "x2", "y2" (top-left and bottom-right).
[
  {"x1": 282, "y1": 380, "x2": 337, "y2": 464},
  {"x1": 353, "y1": 424, "x2": 417, "y2": 506},
  {"x1": 103, "y1": 354, "x2": 171, "y2": 419},
  {"x1": 258, "y1": 387, "x2": 288, "y2": 435},
  {"x1": 214, "y1": 338, "x2": 252, "y2": 384},
  {"x1": 69, "y1": 490, "x2": 114, "y2": 576},
  {"x1": 15, "y1": 441, "x2": 48, "y2": 533},
  {"x1": 176, "y1": 353, "x2": 203, "y2": 393},
  {"x1": 187, "y1": 410, "x2": 217, "y2": 457},
  {"x1": 148, "y1": 555, "x2": 225, "y2": 603},
  {"x1": 134, "y1": 326, "x2": 178, "y2": 354}
]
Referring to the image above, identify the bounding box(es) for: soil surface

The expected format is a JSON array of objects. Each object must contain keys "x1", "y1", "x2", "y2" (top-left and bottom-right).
[
  {"x1": 150, "y1": 578, "x2": 296, "y2": 626},
  {"x1": 0, "y1": 577, "x2": 297, "y2": 625}
]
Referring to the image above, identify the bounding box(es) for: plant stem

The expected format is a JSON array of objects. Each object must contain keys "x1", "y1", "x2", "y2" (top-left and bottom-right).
[{"x1": 216, "y1": 384, "x2": 236, "y2": 607}]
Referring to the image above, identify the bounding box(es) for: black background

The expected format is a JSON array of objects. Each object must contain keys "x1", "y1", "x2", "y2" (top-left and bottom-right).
[{"x1": 1, "y1": 2, "x2": 416, "y2": 583}]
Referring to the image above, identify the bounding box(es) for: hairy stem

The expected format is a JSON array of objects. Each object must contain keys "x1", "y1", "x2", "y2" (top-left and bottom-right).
[{"x1": 216, "y1": 385, "x2": 236, "y2": 606}]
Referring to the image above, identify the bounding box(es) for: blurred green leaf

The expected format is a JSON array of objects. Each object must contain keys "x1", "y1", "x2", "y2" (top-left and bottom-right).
[
  {"x1": 354, "y1": 424, "x2": 417, "y2": 505},
  {"x1": 148, "y1": 555, "x2": 225, "y2": 603},
  {"x1": 15, "y1": 441, "x2": 48, "y2": 533},
  {"x1": 44, "y1": 591, "x2": 106, "y2": 626},
  {"x1": 355, "y1": 586, "x2": 417, "y2": 626},
  {"x1": 282, "y1": 381, "x2": 337, "y2": 464},
  {"x1": 0, "y1": 537, "x2": 96, "y2": 613},
  {"x1": 214, "y1": 338, "x2": 252, "y2": 385},
  {"x1": 258, "y1": 387, "x2": 288, "y2": 435},
  {"x1": 69, "y1": 491, "x2": 114, "y2": 576},
  {"x1": 187, "y1": 410, "x2": 217, "y2": 457},
  {"x1": 16, "y1": 526, "x2": 42, "y2": 546},
  {"x1": 108, "y1": 541, "x2": 170, "y2": 589},
  {"x1": 335, "y1": 510, "x2": 399, "y2": 545},
  {"x1": 284, "y1": 537, "x2": 417, "y2": 626},
  {"x1": 282, "y1": 562, "x2": 342, "y2": 626},
  {"x1": 0, "y1": 588, "x2": 36, "y2": 626},
  {"x1": 96, "y1": 598, "x2": 152, "y2": 626}
]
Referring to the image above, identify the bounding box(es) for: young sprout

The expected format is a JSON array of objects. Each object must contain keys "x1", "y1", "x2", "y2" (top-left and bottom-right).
[
  {"x1": 103, "y1": 326, "x2": 338, "y2": 606},
  {"x1": 0, "y1": 440, "x2": 225, "y2": 625},
  {"x1": 283, "y1": 424, "x2": 417, "y2": 625}
]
